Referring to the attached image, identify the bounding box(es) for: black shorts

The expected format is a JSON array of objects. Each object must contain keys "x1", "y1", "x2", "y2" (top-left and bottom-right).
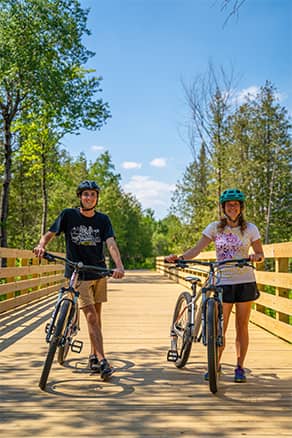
[{"x1": 220, "y1": 282, "x2": 260, "y2": 303}]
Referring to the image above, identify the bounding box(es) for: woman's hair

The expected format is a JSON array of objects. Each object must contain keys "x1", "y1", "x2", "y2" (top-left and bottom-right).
[{"x1": 217, "y1": 202, "x2": 247, "y2": 233}]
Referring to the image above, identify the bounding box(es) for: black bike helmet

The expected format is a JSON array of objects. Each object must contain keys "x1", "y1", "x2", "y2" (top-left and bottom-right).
[
  {"x1": 76, "y1": 180, "x2": 100, "y2": 196},
  {"x1": 220, "y1": 188, "x2": 245, "y2": 204}
]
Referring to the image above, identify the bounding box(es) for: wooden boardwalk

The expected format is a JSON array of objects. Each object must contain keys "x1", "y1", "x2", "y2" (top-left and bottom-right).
[{"x1": 1, "y1": 270, "x2": 291, "y2": 437}]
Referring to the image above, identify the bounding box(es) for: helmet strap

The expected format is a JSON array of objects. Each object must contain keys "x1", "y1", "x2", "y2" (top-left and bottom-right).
[
  {"x1": 79, "y1": 197, "x2": 98, "y2": 211},
  {"x1": 224, "y1": 212, "x2": 241, "y2": 223}
]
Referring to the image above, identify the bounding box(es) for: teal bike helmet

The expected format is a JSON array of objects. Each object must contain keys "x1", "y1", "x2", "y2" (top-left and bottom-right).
[{"x1": 220, "y1": 188, "x2": 245, "y2": 204}]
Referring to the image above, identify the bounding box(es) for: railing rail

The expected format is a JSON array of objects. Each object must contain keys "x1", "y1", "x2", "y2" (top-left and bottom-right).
[
  {"x1": 156, "y1": 242, "x2": 292, "y2": 343},
  {"x1": 0, "y1": 248, "x2": 65, "y2": 313}
]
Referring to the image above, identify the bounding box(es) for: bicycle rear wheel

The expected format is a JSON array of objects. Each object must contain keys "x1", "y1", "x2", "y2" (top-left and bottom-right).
[
  {"x1": 206, "y1": 298, "x2": 219, "y2": 394},
  {"x1": 172, "y1": 292, "x2": 193, "y2": 368},
  {"x1": 39, "y1": 299, "x2": 71, "y2": 390}
]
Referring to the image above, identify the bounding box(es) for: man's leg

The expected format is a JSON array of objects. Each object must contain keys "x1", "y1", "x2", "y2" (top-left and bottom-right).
[{"x1": 82, "y1": 303, "x2": 105, "y2": 361}]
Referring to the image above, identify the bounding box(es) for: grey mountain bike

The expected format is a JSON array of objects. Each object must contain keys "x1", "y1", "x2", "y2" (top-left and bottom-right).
[
  {"x1": 167, "y1": 258, "x2": 253, "y2": 394},
  {"x1": 39, "y1": 252, "x2": 112, "y2": 390}
]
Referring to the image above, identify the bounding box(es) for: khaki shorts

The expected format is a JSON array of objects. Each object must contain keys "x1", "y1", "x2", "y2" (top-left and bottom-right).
[{"x1": 67, "y1": 278, "x2": 107, "y2": 308}]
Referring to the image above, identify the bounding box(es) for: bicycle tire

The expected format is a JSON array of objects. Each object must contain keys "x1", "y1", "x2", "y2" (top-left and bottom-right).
[
  {"x1": 39, "y1": 299, "x2": 71, "y2": 390},
  {"x1": 57, "y1": 304, "x2": 76, "y2": 365},
  {"x1": 206, "y1": 298, "x2": 219, "y2": 394},
  {"x1": 172, "y1": 292, "x2": 193, "y2": 368},
  {"x1": 57, "y1": 340, "x2": 70, "y2": 365}
]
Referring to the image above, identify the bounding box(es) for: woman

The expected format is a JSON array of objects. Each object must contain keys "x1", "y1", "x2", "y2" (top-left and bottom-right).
[{"x1": 165, "y1": 188, "x2": 264, "y2": 382}]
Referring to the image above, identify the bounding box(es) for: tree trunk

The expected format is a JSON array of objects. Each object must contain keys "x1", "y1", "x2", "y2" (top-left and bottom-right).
[
  {"x1": 41, "y1": 150, "x2": 48, "y2": 235},
  {"x1": 264, "y1": 159, "x2": 276, "y2": 244},
  {"x1": 0, "y1": 117, "x2": 12, "y2": 248}
]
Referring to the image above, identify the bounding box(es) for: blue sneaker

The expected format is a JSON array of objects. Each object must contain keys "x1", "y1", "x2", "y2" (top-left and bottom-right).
[
  {"x1": 204, "y1": 365, "x2": 222, "y2": 381},
  {"x1": 234, "y1": 366, "x2": 246, "y2": 382}
]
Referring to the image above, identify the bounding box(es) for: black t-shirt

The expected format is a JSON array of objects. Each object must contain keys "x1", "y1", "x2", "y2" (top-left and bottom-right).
[{"x1": 49, "y1": 208, "x2": 115, "y2": 280}]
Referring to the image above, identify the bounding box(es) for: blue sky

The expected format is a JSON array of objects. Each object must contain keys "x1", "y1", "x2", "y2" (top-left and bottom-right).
[{"x1": 63, "y1": 0, "x2": 292, "y2": 219}]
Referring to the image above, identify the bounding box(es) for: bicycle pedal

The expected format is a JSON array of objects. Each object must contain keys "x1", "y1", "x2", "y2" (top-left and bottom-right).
[
  {"x1": 71, "y1": 340, "x2": 83, "y2": 353},
  {"x1": 167, "y1": 350, "x2": 179, "y2": 362},
  {"x1": 45, "y1": 323, "x2": 55, "y2": 334}
]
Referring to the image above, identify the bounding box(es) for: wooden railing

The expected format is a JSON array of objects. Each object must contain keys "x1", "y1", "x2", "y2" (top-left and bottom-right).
[
  {"x1": 156, "y1": 242, "x2": 292, "y2": 343},
  {"x1": 0, "y1": 248, "x2": 65, "y2": 313}
]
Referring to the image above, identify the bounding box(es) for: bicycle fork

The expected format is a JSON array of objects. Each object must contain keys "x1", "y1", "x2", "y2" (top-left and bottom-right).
[
  {"x1": 201, "y1": 287, "x2": 224, "y2": 347},
  {"x1": 45, "y1": 287, "x2": 67, "y2": 342}
]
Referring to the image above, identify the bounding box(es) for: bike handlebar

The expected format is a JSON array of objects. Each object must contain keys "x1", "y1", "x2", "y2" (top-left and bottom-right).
[
  {"x1": 43, "y1": 252, "x2": 113, "y2": 276},
  {"x1": 165, "y1": 257, "x2": 254, "y2": 269}
]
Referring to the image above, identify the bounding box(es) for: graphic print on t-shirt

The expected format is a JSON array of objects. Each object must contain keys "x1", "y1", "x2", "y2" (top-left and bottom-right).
[
  {"x1": 215, "y1": 232, "x2": 243, "y2": 260},
  {"x1": 70, "y1": 225, "x2": 101, "y2": 246}
]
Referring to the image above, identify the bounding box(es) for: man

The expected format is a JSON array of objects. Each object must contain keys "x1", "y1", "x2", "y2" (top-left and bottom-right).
[{"x1": 34, "y1": 180, "x2": 125, "y2": 379}]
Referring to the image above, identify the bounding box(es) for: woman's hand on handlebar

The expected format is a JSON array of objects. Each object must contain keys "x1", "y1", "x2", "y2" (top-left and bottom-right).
[
  {"x1": 164, "y1": 254, "x2": 180, "y2": 263},
  {"x1": 249, "y1": 253, "x2": 264, "y2": 263}
]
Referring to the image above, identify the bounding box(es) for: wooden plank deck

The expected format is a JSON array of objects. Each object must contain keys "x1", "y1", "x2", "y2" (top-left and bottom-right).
[{"x1": 0, "y1": 270, "x2": 291, "y2": 437}]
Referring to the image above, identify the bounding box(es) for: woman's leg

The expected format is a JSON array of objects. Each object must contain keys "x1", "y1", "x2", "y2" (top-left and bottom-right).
[
  {"x1": 235, "y1": 301, "x2": 252, "y2": 367},
  {"x1": 218, "y1": 302, "x2": 233, "y2": 365}
]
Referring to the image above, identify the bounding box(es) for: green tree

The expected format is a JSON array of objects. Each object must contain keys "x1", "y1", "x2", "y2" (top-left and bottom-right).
[
  {"x1": 227, "y1": 82, "x2": 292, "y2": 242},
  {"x1": 0, "y1": 0, "x2": 110, "y2": 246},
  {"x1": 171, "y1": 142, "x2": 215, "y2": 247},
  {"x1": 182, "y1": 63, "x2": 237, "y2": 211}
]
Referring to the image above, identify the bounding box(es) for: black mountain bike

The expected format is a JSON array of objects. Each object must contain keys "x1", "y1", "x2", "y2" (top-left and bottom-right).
[
  {"x1": 167, "y1": 258, "x2": 254, "y2": 394},
  {"x1": 39, "y1": 252, "x2": 113, "y2": 390}
]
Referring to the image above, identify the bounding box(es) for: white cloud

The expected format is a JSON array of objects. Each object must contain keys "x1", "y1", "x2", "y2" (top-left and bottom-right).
[
  {"x1": 235, "y1": 86, "x2": 286, "y2": 106},
  {"x1": 122, "y1": 161, "x2": 142, "y2": 169},
  {"x1": 150, "y1": 157, "x2": 167, "y2": 168},
  {"x1": 123, "y1": 175, "x2": 175, "y2": 218},
  {"x1": 236, "y1": 86, "x2": 260, "y2": 104},
  {"x1": 91, "y1": 145, "x2": 105, "y2": 152}
]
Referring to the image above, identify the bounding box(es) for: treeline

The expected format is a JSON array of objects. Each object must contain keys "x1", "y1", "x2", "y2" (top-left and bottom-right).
[
  {"x1": 169, "y1": 80, "x2": 292, "y2": 251},
  {"x1": 0, "y1": 1, "x2": 291, "y2": 268}
]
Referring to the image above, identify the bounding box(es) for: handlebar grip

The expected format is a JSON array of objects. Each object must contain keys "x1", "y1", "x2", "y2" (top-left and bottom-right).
[{"x1": 43, "y1": 252, "x2": 56, "y2": 262}]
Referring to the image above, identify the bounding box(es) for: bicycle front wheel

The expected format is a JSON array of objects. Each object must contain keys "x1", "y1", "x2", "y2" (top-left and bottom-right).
[
  {"x1": 206, "y1": 298, "x2": 219, "y2": 394},
  {"x1": 57, "y1": 340, "x2": 70, "y2": 365},
  {"x1": 172, "y1": 292, "x2": 193, "y2": 368},
  {"x1": 39, "y1": 299, "x2": 71, "y2": 390},
  {"x1": 57, "y1": 305, "x2": 77, "y2": 365}
]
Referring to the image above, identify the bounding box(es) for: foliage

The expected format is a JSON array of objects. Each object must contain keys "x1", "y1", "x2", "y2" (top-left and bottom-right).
[
  {"x1": 173, "y1": 80, "x2": 291, "y2": 246},
  {"x1": 0, "y1": 0, "x2": 110, "y2": 247}
]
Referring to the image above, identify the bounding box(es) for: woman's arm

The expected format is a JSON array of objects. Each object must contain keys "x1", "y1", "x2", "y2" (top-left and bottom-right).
[
  {"x1": 165, "y1": 234, "x2": 212, "y2": 262},
  {"x1": 250, "y1": 239, "x2": 265, "y2": 263}
]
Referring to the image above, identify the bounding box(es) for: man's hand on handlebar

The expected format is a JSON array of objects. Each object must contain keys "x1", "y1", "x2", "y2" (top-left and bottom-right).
[
  {"x1": 33, "y1": 245, "x2": 46, "y2": 258},
  {"x1": 112, "y1": 267, "x2": 125, "y2": 279}
]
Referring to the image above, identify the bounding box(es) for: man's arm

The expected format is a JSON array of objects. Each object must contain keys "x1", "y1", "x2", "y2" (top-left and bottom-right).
[
  {"x1": 106, "y1": 237, "x2": 125, "y2": 279},
  {"x1": 34, "y1": 231, "x2": 56, "y2": 258}
]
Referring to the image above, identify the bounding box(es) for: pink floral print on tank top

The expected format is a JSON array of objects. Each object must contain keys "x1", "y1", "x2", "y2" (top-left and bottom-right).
[{"x1": 215, "y1": 232, "x2": 243, "y2": 261}]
